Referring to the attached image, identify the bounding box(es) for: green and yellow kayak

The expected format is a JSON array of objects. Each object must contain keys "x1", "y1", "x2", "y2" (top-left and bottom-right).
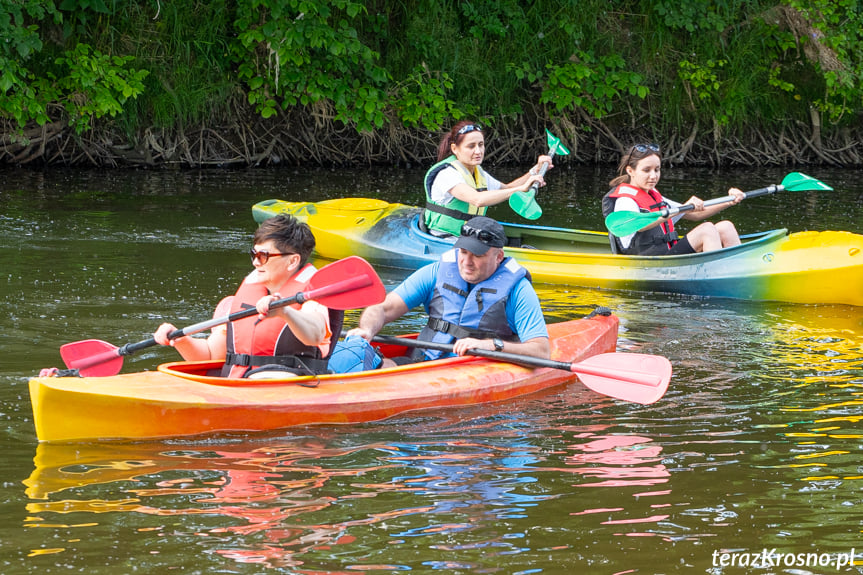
[{"x1": 253, "y1": 198, "x2": 863, "y2": 306}]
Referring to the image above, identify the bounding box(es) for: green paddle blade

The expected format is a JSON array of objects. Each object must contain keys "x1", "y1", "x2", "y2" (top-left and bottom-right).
[
  {"x1": 604, "y1": 210, "x2": 660, "y2": 237},
  {"x1": 545, "y1": 129, "x2": 571, "y2": 156},
  {"x1": 509, "y1": 129, "x2": 570, "y2": 220},
  {"x1": 509, "y1": 189, "x2": 542, "y2": 220},
  {"x1": 781, "y1": 172, "x2": 833, "y2": 192}
]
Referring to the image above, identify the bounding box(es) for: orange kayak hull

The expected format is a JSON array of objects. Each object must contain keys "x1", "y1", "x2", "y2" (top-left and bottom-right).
[{"x1": 29, "y1": 315, "x2": 618, "y2": 442}]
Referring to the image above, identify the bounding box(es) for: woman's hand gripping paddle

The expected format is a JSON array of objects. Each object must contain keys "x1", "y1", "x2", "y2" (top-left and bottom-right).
[
  {"x1": 604, "y1": 172, "x2": 833, "y2": 237},
  {"x1": 508, "y1": 129, "x2": 570, "y2": 220},
  {"x1": 57, "y1": 256, "x2": 386, "y2": 377},
  {"x1": 368, "y1": 333, "x2": 671, "y2": 405}
]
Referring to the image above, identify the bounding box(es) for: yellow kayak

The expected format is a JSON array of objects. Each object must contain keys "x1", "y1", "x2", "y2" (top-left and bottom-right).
[{"x1": 253, "y1": 197, "x2": 863, "y2": 306}]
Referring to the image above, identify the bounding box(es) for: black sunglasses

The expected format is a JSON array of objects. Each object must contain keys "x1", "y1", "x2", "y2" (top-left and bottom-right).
[
  {"x1": 460, "y1": 223, "x2": 500, "y2": 245},
  {"x1": 249, "y1": 249, "x2": 295, "y2": 265},
  {"x1": 457, "y1": 124, "x2": 482, "y2": 135}
]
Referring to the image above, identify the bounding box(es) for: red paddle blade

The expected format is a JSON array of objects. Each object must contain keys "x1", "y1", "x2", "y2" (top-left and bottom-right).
[
  {"x1": 572, "y1": 352, "x2": 671, "y2": 405},
  {"x1": 305, "y1": 256, "x2": 386, "y2": 310},
  {"x1": 59, "y1": 339, "x2": 124, "y2": 377}
]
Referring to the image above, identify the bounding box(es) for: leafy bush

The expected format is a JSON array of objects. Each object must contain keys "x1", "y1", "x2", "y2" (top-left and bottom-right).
[{"x1": 1, "y1": 0, "x2": 863, "y2": 161}]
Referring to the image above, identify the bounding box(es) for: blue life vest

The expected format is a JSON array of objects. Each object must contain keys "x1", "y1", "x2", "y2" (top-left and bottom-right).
[{"x1": 415, "y1": 249, "x2": 527, "y2": 361}]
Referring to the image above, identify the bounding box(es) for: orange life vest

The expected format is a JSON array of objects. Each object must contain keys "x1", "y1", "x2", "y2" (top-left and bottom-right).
[{"x1": 222, "y1": 264, "x2": 329, "y2": 378}]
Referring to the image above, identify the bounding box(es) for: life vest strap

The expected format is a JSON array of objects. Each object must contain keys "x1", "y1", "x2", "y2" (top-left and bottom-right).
[
  {"x1": 648, "y1": 230, "x2": 680, "y2": 245},
  {"x1": 425, "y1": 317, "x2": 499, "y2": 341},
  {"x1": 442, "y1": 283, "x2": 468, "y2": 298},
  {"x1": 423, "y1": 203, "x2": 474, "y2": 222},
  {"x1": 224, "y1": 352, "x2": 329, "y2": 375}
]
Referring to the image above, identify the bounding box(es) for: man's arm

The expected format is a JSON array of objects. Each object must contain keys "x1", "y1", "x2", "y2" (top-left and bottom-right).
[
  {"x1": 347, "y1": 291, "x2": 410, "y2": 341},
  {"x1": 452, "y1": 335, "x2": 549, "y2": 359}
]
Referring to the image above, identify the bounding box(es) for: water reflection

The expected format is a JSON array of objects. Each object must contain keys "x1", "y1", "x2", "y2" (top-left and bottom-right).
[
  {"x1": 6, "y1": 166, "x2": 863, "y2": 573},
  {"x1": 24, "y1": 416, "x2": 682, "y2": 571}
]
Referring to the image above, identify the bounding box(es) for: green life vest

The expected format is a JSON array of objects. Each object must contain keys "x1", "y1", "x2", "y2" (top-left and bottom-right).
[{"x1": 422, "y1": 156, "x2": 489, "y2": 236}]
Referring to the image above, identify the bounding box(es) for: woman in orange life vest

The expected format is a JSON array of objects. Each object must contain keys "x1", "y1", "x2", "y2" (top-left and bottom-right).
[
  {"x1": 153, "y1": 214, "x2": 334, "y2": 378},
  {"x1": 602, "y1": 143, "x2": 745, "y2": 255},
  {"x1": 423, "y1": 120, "x2": 554, "y2": 237}
]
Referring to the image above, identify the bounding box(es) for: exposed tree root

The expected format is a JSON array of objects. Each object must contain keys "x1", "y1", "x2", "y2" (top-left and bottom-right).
[{"x1": 2, "y1": 108, "x2": 862, "y2": 168}]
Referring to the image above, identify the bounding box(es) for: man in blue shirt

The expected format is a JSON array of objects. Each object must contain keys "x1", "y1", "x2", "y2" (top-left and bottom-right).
[{"x1": 347, "y1": 216, "x2": 549, "y2": 365}]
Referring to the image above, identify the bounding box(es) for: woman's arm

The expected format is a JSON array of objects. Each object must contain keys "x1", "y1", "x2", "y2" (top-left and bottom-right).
[{"x1": 681, "y1": 188, "x2": 745, "y2": 221}]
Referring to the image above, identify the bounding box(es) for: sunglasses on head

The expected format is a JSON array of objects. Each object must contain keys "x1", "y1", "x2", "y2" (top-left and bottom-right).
[
  {"x1": 460, "y1": 223, "x2": 499, "y2": 244},
  {"x1": 632, "y1": 143, "x2": 660, "y2": 154},
  {"x1": 457, "y1": 124, "x2": 482, "y2": 135},
  {"x1": 624, "y1": 143, "x2": 661, "y2": 167},
  {"x1": 249, "y1": 248, "x2": 295, "y2": 265}
]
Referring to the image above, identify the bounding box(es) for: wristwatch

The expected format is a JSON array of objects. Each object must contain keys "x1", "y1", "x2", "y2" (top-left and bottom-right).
[{"x1": 492, "y1": 338, "x2": 504, "y2": 352}]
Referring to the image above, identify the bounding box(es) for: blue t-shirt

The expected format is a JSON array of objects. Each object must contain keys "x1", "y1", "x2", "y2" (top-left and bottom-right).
[{"x1": 394, "y1": 261, "x2": 549, "y2": 342}]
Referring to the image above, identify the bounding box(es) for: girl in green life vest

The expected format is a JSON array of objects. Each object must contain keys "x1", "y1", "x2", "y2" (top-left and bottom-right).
[{"x1": 422, "y1": 121, "x2": 554, "y2": 237}]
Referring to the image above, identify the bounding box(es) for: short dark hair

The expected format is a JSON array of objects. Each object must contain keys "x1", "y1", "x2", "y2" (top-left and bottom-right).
[{"x1": 253, "y1": 214, "x2": 316, "y2": 267}]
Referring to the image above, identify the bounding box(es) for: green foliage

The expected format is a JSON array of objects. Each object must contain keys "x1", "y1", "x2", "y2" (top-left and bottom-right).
[
  {"x1": 652, "y1": 0, "x2": 737, "y2": 33},
  {"x1": 122, "y1": 0, "x2": 237, "y2": 130},
  {"x1": 231, "y1": 0, "x2": 390, "y2": 131},
  {"x1": 55, "y1": 43, "x2": 149, "y2": 133},
  {"x1": 678, "y1": 58, "x2": 730, "y2": 125},
  {"x1": 539, "y1": 51, "x2": 649, "y2": 119},
  {"x1": 2, "y1": 0, "x2": 863, "y2": 153},
  {"x1": 678, "y1": 59, "x2": 725, "y2": 103},
  {"x1": 0, "y1": 0, "x2": 60, "y2": 128},
  {"x1": 458, "y1": 0, "x2": 525, "y2": 39},
  {"x1": 393, "y1": 67, "x2": 463, "y2": 131},
  {"x1": 782, "y1": 0, "x2": 863, "y2": 123}
]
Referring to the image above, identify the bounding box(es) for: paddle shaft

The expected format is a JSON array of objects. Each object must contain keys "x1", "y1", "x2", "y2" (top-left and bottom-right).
[
  {"x1": 72, "y1": 275, "x2": 372, "y2": 370},
  {"x1": 369, "y1": 333, "x2": 662, "y2": 387},
  {"x1": 660, "y1": 183, "x2": 782, "y2": 218},
  {"x1": 527, "y1": 141, "x2": 559, "y2": 193}
]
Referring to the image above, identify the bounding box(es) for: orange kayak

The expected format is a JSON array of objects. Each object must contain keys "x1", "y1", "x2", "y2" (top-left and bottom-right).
[{"x1": 29, "y1": 314, "x2": 618, "y2": 442}]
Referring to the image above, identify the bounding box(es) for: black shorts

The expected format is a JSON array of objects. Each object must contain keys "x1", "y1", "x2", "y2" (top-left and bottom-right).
[{"x1": 634, "y1": 236, "x2": 695, "y2": 256}]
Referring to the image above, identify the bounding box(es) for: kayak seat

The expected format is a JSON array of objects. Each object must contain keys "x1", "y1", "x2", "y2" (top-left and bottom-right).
[
  {"x1": 608, "y1": 234, "x2": 622, "y2": 254},
  {"x1": 506, "y1": 236, "x2": 538, "y2": 250},
  {"x1": 325, "y1": 309, "x2": 344, "y2": 360},
  {"x1": 245, "y1": 365, "x2": 304, "y2": 379}
]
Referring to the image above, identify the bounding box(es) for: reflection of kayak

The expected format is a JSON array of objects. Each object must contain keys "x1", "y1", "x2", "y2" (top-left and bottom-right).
[
  {"x1": 24, "y1": 441, "x2": 290, "y2": 501},
  {"x1": 252, "y1": 198, "x2": 863, "y2": 306},
  {"x1": 28, "y1": 315, "x2": 617, "y2": 442}
]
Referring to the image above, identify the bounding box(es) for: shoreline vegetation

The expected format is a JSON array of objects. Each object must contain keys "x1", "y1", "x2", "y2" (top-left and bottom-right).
[{"x1": 2, "y1": 1, "x2": 862, "y2": 168}]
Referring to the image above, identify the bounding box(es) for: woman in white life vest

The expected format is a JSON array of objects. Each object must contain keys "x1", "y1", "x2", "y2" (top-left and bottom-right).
[{"x1": 153, "y1": 214, "x2": 334, "y2": 378}]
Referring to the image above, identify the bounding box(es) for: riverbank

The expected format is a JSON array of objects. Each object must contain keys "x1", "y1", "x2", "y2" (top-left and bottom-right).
[
  {"x1": 3, "y1": 1, "x2": 862, "y2": 168},
  {"x1": 4, "y1": 107, "x2": 862, "y2": 168}
]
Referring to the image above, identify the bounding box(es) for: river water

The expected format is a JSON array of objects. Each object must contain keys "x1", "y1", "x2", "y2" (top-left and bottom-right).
[{"x1": 1, "y1": 165, "x2": 862, "y2": 574}]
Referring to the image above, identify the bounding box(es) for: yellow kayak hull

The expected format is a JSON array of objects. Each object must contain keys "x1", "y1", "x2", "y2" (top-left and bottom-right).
[{"x1": 252, "y1": 197, "x2": 863, "y2": 306}]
